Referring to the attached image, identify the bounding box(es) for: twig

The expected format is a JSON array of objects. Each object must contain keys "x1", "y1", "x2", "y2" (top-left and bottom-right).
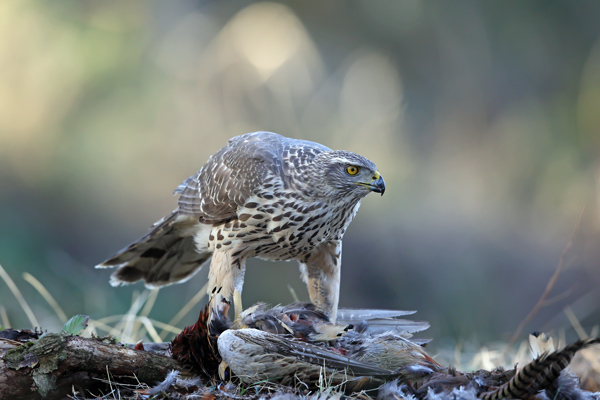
[
  {"x1": 0, "y1": 333, "x2": 182, "y2": 399},
  {"x1": 541, "y1": 284, "x2": 578, "y2": 307},
  {"x1": 503, "y1": 207, "x2": 584, "y2": 356}
]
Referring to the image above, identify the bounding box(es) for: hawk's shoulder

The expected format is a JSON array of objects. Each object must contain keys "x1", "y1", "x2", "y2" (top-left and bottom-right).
[{"x1": 176, "y1": 132, "x2": 330, "y2": 223}]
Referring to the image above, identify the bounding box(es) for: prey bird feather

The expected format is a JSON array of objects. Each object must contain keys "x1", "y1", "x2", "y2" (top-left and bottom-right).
[{"x1": 96, "y1": 132, "x2": 385, "y2": 321}]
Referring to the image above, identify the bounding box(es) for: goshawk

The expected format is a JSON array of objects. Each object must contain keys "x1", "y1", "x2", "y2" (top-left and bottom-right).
[{"x1": 97, "y1": 132, "x2": 385, "y2": 321}]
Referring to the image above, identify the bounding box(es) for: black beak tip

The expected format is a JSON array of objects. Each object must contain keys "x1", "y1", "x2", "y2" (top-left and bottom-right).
[{"x1": 371, "y1": 176, "x2": 385, "y2": 196}]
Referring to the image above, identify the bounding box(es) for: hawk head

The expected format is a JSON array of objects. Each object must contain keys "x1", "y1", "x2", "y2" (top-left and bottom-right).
[{"x1": 314, "y1": 150, "x2": 385, "y2": 199}]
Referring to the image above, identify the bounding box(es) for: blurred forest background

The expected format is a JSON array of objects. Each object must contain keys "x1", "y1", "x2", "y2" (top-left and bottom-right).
[{"x1": 2, "y1": 0, "x2": 600, "y2": 358}]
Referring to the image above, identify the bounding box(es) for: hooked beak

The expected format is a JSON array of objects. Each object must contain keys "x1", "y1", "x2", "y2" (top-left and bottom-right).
[
  {"x1": 369, "y1": 173, "x2": 385, "y2": 196},
  {"x1": 355, "y1": 171, "x2": 385, "y2": 195}
]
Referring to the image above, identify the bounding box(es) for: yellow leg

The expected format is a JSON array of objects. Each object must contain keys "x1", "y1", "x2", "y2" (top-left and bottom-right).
[{"x1": 233, "y1": 290, "x2": 243, "y2": 321}]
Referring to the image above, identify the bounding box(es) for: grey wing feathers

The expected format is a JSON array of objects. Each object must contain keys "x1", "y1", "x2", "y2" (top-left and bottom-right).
[
  {"x1": 337, "y1": 308, "x2": 417, "y2": 321},
  {"x1": 176, "y1": 132, "x2": 285, "y2": 222},
  {"x1": 96, "y1": 211, "x2": 210, "y2": 288},
  {"x1": 176, "y1": 132, "x2": 329, "y2": 222},
  {"x1": 337, "y1": 308, "x2": 430, "y2": 336}
]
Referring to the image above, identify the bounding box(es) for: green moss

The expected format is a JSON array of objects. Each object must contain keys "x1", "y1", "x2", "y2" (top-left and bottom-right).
[
  {"x1": 3, "y1": 341, "x2": 35, "y2": 368},
  {"x1": 3, "y1": 332, "x2": 67, "y2": 397}
]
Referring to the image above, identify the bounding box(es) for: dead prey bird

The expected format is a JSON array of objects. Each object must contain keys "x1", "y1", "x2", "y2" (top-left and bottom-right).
[{"x1": 171, "y1": 302, "x2": 600, "y2": 399}]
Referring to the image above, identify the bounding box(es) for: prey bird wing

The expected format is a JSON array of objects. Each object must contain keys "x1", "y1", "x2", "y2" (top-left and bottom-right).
[
  {"x1": 218, "y1": 328, "x2": 396, "y2": 389},
  {"x1": 232, "y1": 329, "x2": 392, "y2": 375},
  {"x1": 337, "y1": 308, "x2": 417, "y2": 320},
  {"x1": 338, "y1": 308, "x2": 430, "y2": 336}
]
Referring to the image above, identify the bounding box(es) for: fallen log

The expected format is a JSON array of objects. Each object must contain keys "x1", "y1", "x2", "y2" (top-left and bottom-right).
[{"x1": 0, "y1": 332, "x2": 184, "y2": 399}]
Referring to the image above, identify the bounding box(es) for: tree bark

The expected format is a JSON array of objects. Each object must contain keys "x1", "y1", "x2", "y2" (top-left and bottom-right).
[{"x1": 0, "y1": 333, "x2": 184, "y2": 400}]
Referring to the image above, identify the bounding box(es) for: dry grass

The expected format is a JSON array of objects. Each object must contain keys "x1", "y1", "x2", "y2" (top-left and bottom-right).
[{"x1": 0, "y1": 264, "x2": 199, "y2": 343}]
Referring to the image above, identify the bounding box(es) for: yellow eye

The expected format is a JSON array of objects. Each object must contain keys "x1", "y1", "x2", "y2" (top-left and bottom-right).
[{"x1": 346, "y1": 165, "x2": 360, "y2": 175}]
